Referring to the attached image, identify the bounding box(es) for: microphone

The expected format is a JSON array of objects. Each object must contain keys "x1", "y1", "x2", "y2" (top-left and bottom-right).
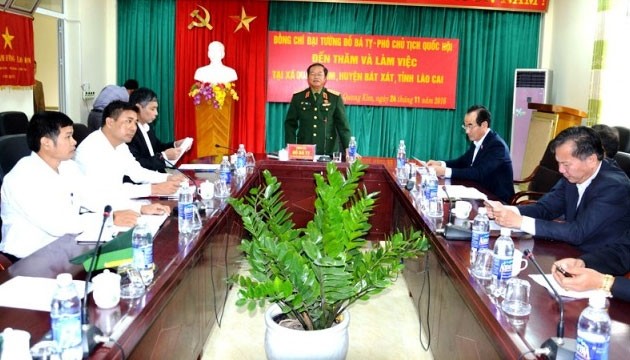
[
  {"x1": 164, "y1": 158, "x2": 197, "y2": 188},
  {"x1": 81, "y1": 205, "x2": 111, "y2": 357},
  {"x1": 215, "y1": 143, "x2": 237, "y2": 153},
  {"x1": 523, "y1": 249, "x2": 576, "y2": 360},
  {"x1": 442, "y1": 185, "x2": 472, "y2": 240},
  {"x1": 404, "y1": 163, "x2": 416, "y2": 191}
]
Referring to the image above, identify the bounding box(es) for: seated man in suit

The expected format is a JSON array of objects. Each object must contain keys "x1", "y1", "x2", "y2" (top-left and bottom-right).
[
  {"x1": 0, "y1": 111, "x2": 170, "y2": 263},
  {"x1": 488, "y1": 126, "x2": 630, "y2": 252},
  {"x1": 127, "y1": 87, "x2": 190, "y2": 172},
  {"x1": 552, "y1": 242, "x2": 630, "y2": 301},
  {"x1": 75, "y1": 101, "x2": 183, "y2": 199},
  {"x1": 427, "y1": 105, "x2": 514, "y2": 203}
]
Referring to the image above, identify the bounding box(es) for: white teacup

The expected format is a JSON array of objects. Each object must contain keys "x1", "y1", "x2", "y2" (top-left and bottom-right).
[
  {"x1": 197, "y1": 180, "x2": 214, "y2": 200},
  {"x1": 512, "y1": 249, "x2": 529, "y2": 277},
  {"x1": 454, "y1": 200, "x2": 472, "y2": 219},
  {"x1": 92, "y1": 269, "x2": 121, "y2": 309}
]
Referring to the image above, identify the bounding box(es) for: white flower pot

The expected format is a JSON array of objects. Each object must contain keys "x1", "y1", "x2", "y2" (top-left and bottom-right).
[{"x1": 264, "y1": 304, "x2": 350, "y2": 360}]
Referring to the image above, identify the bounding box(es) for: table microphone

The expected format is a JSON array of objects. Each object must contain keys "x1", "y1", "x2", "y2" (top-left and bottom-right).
[
  {"x1": 523, "y1": 249, "x2": 576, "y2": 360},
  {"x1": 81, "y1": 205, "x2": 111, "y2": 357},
  {"x1": 215, "y1": 143, "x2": 237, "y2": 153},
  {"x1": 442, "y1": 185, "x2": 472, "y2": 240},
  {"x1": 404, "y1": 163, "x2": 416, "y2": 191},
  {"x1": 164, "y1": 158, "x2": 198, "y2": 188}
]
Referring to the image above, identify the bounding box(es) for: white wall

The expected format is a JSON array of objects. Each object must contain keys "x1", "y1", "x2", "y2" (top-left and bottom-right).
[
  {"x1": 0, "y1": 0, "x2": 117, "y2": 124},
  {"x1": 539, "y1": 0, "x2": 598, "y2": 113}
]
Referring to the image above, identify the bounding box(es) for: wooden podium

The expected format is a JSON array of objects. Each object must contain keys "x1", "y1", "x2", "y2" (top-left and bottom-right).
[
  {"x1": 195, "y1": 96, "x2": 234, "y2": 159},
  {"x1": 521, "y1": 103, "x2": 587, "y2": 179}
]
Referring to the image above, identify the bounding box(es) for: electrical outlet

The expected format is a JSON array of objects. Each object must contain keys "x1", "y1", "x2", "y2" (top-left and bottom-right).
[{"x1": 82, "y1": 91, "x2": 96, "y2": 100}]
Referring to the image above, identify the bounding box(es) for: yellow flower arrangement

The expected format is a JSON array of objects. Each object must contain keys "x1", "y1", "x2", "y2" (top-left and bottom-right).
[{"x1": 189, "y1": 82, "x2": 239, "y2": 109}]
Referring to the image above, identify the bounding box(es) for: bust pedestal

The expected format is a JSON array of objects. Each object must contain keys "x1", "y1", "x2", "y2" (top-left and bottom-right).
[{"x1": 195, "y1": 96, "x2": 234, "y2": 158}]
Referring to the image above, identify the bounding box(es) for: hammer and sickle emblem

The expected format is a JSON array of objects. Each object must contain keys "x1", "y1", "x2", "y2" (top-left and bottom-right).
[{"x1": 188, "y1": 5, "x2": 212, "y2": 30}]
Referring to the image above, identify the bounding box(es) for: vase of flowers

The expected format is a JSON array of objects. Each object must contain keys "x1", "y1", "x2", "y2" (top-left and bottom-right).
[{"x1": 188, "y1": 81, "x2": 238, "y2": 109}]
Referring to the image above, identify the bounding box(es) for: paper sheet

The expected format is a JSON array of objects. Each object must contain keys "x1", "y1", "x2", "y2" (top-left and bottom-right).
[
  {"x1": 528, "y1": 273, "x2": 605, "y2": 299},
  {"x1": 167, "y1": 137, "x2": 193, "y2": 165},
  {"x1": 76, "y1": 213, "x2": 168, "y2": 243},
  {"x1": 439, "y1": 185, "x2": 488, "y2": 201},
  {"x1": 0, "y1": 276, "x2": 88, "y2": 312},
  {"x1": 178, "y1": 163, "x2": 220, "y2": 171}
]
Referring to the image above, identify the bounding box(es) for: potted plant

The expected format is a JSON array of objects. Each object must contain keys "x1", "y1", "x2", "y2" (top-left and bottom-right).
[{"x1": 228, "y1": 160, "x2": 429, "y2": 360}]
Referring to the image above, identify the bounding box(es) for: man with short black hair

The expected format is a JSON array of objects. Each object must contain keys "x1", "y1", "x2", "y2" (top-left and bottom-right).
[
  {"x1": 427, "y1": 105, "x2": 514, "y2": 203},
  {"x1": 488, "y1": 126, "x2": 630, "y2": 252}
]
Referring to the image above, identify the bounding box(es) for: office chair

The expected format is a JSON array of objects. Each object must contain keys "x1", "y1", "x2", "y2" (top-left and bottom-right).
[
  {"x1": 614, "y1": 126, "x2": 630, "y2": 153},
  {"x1": 0, "y1": 111, "x2": 29, "y2": 136},
  {"x1": 0, "y1": 134, "x2": 30, "y2": 176},
  {"x1": 613, "y1": 151, "x2": 630, "y2": 178},
  {"x1": 511, "y1": 140, "x2": 562, "y2": 205},
  {"x1": 73, "y1": 123, "x2": 90, "y2": 146}
]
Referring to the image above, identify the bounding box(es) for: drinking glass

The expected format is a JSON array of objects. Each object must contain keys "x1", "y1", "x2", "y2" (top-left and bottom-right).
[
  {"x1": 119, "y1": 265, "x2": 146, "y2": 299},
  {"x1": 245, "y1": 152, "x2": 256, "y2": 174},
  {"x1": 471, "y1": 249, "x2": 494, "y2": 280},
  {"x1": 501, "y1": 278, "x2": 532, "y2": 325}
]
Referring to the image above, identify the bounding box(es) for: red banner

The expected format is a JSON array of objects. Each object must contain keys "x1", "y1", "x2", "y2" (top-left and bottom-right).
[
  {"x1": 292, "y1": 0, "x2": 548, "y2": 13},
  {"x1": 0, "y1": 11, "x2": 34, "y2": 87},
  {"x1": 268, "y1": 31, "x2": 459, "y2": 109}
]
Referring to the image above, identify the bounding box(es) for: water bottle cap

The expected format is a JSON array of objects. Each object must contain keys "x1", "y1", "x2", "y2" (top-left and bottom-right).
[
  {"x1": 400, "y1": 140, "x2": 405, "y2": 145},
  {"x1": 350, "y1": 136, "x2": 356, "y2": 141},
  {"x1": 500, "y1": 227, "x2": 511, "y2": 236},
  {"x1": 477, "y1": 207, "x2": 487, "y2": 215},
  {"x1": 56, "y1": 273, "x2": 73, "y2": 285},
  {"x1": 589, "y1": 292, "x2": 608, "y2": 309},
  {"x1": 222, "y1": 156, "x2": 229, "y2": 161}
]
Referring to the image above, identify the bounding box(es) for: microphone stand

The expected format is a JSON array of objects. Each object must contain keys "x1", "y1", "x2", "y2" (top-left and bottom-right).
[
  {"x1": 523, "y1": 249, "x2": 576, "y2": 360},
  {"x1": 442, "y1": 185, "x2": 472, "y2": 240},
  {"x1": 81, "y1": 205, "x2": 111, "y2": 358}
]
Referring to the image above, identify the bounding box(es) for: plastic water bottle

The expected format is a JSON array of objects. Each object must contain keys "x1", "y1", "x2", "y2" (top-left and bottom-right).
[
  {"x1": 575, "y1": 293, "x2": 611, "y2": 360},
  {"x1": 235, "y1": 144, "x2": 247, "y2": 177},
  {"x1": 347, "y1": 136, "x2": 357, "y2": 164},
  {"x1": 219, "y1": 155, "x2": 232, "y2": 187},
  {"x1": 491, "y1": 227, "x2": 514, "y2": 297},
  {"x1": 50, "y1": 273, "x2": 82, "y2": 356},
  {"x1": 426, "y1": 168, "x2": 441, "y2": 217},
  {"x1": 470, "y1": 207, "x2": 490, "y2": 267},
  {"x1": 396, "y1": 140, "x2": 407, "y2": 186},
  {"x1": 178, "y1": 181, "x2": 193, "y2": 234},
  {"x1": 132, "y1": 220, "x2": 154, "y2": 284},
  {"x1": 420, "y1": 174, "x2": 429, "y2": 211}
]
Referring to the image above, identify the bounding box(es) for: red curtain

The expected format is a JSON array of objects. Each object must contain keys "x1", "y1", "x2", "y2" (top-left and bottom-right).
[
  {"x1": 0, "y1": 11, "x2": 34, "y2": 87},
  {"x1": 174, "y1": 0, "x2": 269, "y2": 161}
]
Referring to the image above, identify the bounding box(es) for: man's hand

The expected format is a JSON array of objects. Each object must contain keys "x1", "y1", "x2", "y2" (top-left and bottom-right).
[
  {"x1": 151, "y1": 178, "x2": 181, "y2": 196},
  {"x1": 426, "y1": 160, "x2": 441, "y2": 167},
  {"x1": 163, "y1": 147, "x2": 182, "y2": 161},
  {"x1": 485, "y1": 200, "x2": 523, "y2": 228},
  {"x1": 428, "y1": 164, "x2": 446, "y2": 177},
  {"x1": 140, "y1": 203, "x2": 171, "y2": 216},
  {"x1": 551, "y1": 258, "x2": 605, "y2": 292},
  {"x1": 112, "y1": 210, "x2": 140, "y2": 227}
]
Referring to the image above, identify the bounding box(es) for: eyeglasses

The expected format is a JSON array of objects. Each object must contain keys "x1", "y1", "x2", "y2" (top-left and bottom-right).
[{"x1": 461, "y1": 124, "x2": 478, "y2": 131}]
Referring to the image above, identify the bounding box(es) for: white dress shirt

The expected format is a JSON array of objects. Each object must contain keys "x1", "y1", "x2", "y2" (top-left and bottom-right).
[
  {"x1": 0, "y1": 153, "x2": 105, "y2": 258},
  {"x1": 444, "y1": 128, "x2": 490, "y2": 178},
  {"x1": 75, "y1": 130, "x2": 168, "y2": 199}
]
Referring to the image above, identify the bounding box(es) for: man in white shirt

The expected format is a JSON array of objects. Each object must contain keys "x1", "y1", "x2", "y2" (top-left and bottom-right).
[
  {"x1": 75, "y1": 100, "x2": 183, "y2": 199},
  {"x1": 0, "y1": 111, "x2": 170, "y2": 263}
]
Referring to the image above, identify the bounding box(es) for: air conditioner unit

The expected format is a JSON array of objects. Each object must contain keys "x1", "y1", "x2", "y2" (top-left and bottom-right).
[{"x1": 510, "y1": 69, "x2": 552, "y2": 179}]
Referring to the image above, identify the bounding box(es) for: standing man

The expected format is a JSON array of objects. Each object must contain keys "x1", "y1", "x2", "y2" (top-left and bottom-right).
[
  {"x1": 76, "y1": 101, "x2": 182, "y2": 199},
  {"x1": 87, "y1": 79, "x2": 139, "y2": 132},
  {"x1": 32, "y1": 61, "x2": 46, "y2": 113},
  {"x1": 284, "y1": 63, "x2": 352, "y2": 155},
  {"x1": 488, "y1": 126, "x2": 630, "y2": 252},
  {"x1": 127, "y1": 87, "x2": 191, "y2": 172},
  {"x1": 427, "y1": 105, "x2": 514, "y2": 203}
]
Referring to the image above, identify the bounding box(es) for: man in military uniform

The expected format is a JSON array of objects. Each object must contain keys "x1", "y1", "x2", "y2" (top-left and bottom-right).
[{"x1": 284, "y1": 63, "x2": 352, "y2": 155}]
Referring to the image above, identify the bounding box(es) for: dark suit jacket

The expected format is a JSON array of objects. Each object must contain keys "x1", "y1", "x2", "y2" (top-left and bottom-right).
[
  {"x1": 445, "y1": 130, "x2": 514, "y2": 203},
  {"x1": 284, "y1": 87, "x2": 351, "y2": 155},
  {"x1": 128, "y1": 126, "x2": 174, "y2": 173},
  {"x1": 581, "y1": 243, "x2": 630, "y2": 301},
  {"x1": 518, "y1": 159, "x2": 630, "y2": 252}
]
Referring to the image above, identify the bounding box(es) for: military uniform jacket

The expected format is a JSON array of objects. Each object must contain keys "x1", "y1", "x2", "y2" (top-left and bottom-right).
[{"x1": 284, "y1": 87, "x2": 351, "y2": 155}]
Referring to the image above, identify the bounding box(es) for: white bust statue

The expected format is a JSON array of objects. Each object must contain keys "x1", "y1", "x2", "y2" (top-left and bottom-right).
[{"x1": 194, "y1": 41, "x2": 238, "y2": 84}]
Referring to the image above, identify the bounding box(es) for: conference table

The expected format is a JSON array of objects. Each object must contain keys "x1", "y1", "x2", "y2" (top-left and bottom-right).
[{"x1": 0, "y1": 156, "x2": 629, "y2": 359}]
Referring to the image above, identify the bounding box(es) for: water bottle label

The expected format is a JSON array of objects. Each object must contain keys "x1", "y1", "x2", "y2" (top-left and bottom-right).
[
  {"x1": 397, "y1": 156, "x2": 406, "y2": 169},
  {"x1": 349, "y1": 145, "x2": 356, "y2": 157},
  {"x1": 52, "y1": 313, "x2": 82, "y2": 348},
  {"x1": 220, "y1": 170, "x2": 232, "y2": 184},
  {"x1": 492, "y1": 257, "x2": 513, "y2": 280},
  {"x1": 575, "y1": 335, "x2": 609, "y2": 360},
  {"x1": 471, "y1": 231, "x2": 489, "y2": 250},
  {"x1": 133, "y1": 244, "x2": 153, "y2": 270}
]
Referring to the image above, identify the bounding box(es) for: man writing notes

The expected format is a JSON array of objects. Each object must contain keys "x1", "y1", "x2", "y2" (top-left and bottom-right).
[
  {"x1": 76, "y1": 101, "x2": 183, "y2": 199},
  {"x1": 427, "y1": 105, "x2": 514, "y2": 203},
  {"x1": 488, "y1": 126, "x2": 630, "y2": 252},
  {"x1": 0, "y1": 111, "x2": 169, "y2": 263},
  {"x1": 127, "y1": 87, "x2": 191, "y2": 172},
  {"x1": 284, "y1": 63, "x2": 352, "y2": 155}
]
